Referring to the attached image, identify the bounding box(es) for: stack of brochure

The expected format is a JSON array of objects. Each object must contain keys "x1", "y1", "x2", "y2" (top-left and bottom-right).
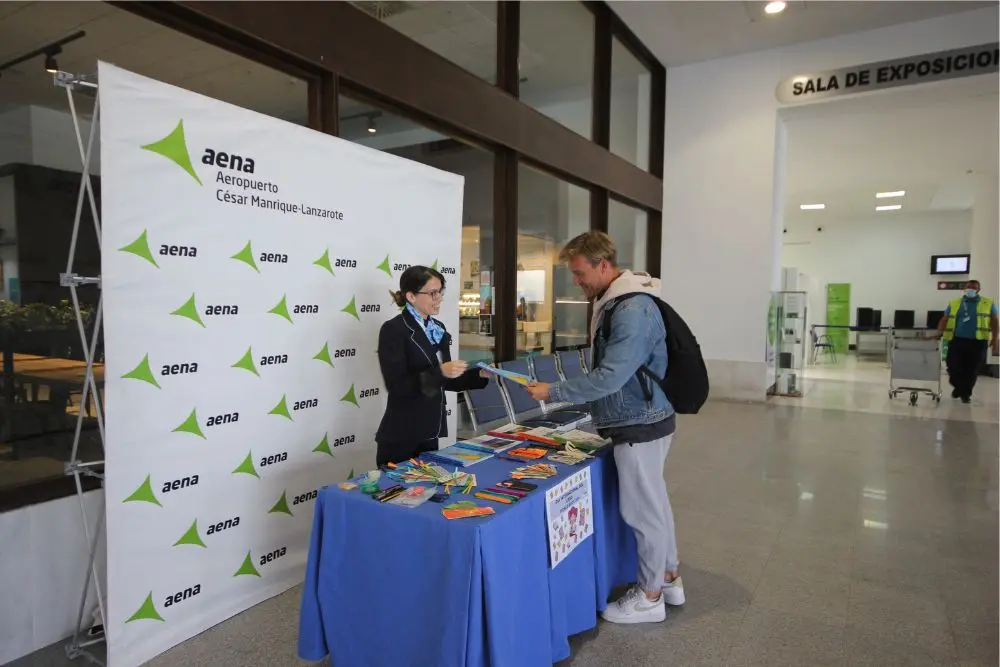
[{"x1": 456, "y1": 435, "x2": 520, "y2": 455}]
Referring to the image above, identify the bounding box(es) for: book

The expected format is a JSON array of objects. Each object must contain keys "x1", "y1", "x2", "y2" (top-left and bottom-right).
[
  {"x1": 442, "y1": 506, "x2": 495, "y2": 520},
  {"x1": 424, "y1": 444, "x2": 494, "y2": 467},
  {"x1": 456, "y1": 435, "x2": 519, "y2": 455}
]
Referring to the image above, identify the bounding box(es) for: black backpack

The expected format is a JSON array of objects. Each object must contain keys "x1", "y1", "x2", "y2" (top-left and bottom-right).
[{"x1": 596, "y1": 293, "x2": 709, "y2": 414}]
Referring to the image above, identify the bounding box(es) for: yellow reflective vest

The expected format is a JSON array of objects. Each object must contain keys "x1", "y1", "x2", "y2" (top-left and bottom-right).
[{"x1": 944, "y1": 297, "x2": 994, "y2": 341}]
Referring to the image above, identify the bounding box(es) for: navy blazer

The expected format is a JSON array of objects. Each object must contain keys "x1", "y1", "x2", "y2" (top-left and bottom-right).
[{"x1": 375, "y1": 308, "x2": 487, "y2": 445}]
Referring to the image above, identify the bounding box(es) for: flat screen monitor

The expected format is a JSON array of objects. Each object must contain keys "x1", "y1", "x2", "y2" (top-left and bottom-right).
[{"x1": 931, "y1": 254, "x2": 970, "y2": 275}]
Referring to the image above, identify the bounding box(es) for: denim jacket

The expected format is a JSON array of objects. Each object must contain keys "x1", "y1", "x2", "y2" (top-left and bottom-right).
[{"x1": 549, "y1": 271, "x2": 674, "y2": 429}]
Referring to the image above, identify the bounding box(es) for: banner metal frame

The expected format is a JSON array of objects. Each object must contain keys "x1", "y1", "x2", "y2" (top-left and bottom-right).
[{"x1": 54, "y1": 69, "x2": 108, "y2": 667}]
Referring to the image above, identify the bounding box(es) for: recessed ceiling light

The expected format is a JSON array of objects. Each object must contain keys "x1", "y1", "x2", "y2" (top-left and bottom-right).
[
  {"x1": 765, "y1": 1, "x2": 786, "y2": 14},
  {"x1": 876, "y1": 205, "x2": 902, "y2": 211},
  {"x1": 799, "y1": 204, "x2": 825, "y2": 210},
  {"x1": 876, "y1": 190, "x2": 906, "y2": 198}
]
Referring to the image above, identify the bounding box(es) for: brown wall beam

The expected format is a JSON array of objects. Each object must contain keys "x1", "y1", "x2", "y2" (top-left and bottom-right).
[
  {"x1": 591, "y1": 189, "x2": 609, "y2": 234},
  {"x1": 493, "y1": 149, "x2": 518, "y2": 362},
  {"x1": 647, "y1": 211, "x2": 662, "y2": 278},
  {"x1": 591, "y1": 3, "x2": 612, "y2": 149},
  {"x1": 496, "y1": 1, "x2": 520, "y2": 97},
  {"x1": 129, "y1": 1, "x2": 662, "y2": 212}
]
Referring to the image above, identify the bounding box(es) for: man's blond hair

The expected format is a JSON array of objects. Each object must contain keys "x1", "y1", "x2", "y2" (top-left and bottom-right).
[{"x1": 558, "y1": 231, "x2": 618, "y2": 267}]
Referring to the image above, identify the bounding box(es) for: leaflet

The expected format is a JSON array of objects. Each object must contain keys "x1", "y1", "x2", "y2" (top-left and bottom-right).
[{"x1": 476, "y1": 362, "x2": 532, "y2": 385}]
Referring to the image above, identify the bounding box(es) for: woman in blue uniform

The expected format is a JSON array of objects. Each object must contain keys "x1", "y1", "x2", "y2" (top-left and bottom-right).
[{"x1": 375, "y1": 265, "x2": 488, "y2": 466}]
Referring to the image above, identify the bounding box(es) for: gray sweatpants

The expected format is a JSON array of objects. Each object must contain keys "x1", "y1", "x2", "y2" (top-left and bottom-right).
[{"x1": 614, "y1": 434, "x2": 678, "y2": 593}]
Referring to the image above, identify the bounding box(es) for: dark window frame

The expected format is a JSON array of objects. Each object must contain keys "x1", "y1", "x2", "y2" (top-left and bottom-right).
[{"x1": 5, "y1": 0, "x2": 666, "y2": 511}]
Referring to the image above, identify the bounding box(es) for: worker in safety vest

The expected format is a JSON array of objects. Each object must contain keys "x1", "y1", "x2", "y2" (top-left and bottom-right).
[{"x1": 937, "y1": 279, "x2": 999, "y2": 403}]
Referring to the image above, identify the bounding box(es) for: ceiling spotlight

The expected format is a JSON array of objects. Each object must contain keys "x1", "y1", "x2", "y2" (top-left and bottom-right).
[
  {"x1": 44, "y1": 53, "x2": 59, "y2": 74},
  {"x1": 876, "y1": 190, "x2": 905, "y2": 198},
  {"x1": 765, "y1": 1, "x2": 787, "y2": 15},
  {"x1": 876, "y1": 205, "x2": 902, "y2": 211},
  {"x1": 366, "y1": 115, "x2": 377, "y2": 134},
  {"x1": 799, "y1": 204, "x2": 825, "y2": 210}
]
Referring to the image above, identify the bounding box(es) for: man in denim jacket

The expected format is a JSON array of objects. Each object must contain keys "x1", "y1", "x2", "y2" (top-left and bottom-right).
[{"x1": 526, "y1": 231, "x2": 681, "y2": 624}]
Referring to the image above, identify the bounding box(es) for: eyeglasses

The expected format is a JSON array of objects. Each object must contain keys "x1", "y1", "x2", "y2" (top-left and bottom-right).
[{"x1": 417, "y1": 289, "x2": 446, "y2": 300}]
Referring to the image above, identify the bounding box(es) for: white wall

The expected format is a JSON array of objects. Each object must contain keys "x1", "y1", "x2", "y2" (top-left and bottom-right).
[
  {"x1": 783, "y1": 211, "x2": 972, "y2": 331},
  {"x1": 0, "y1": 490, "x2": 106, "y2": 665},
  {"x1": 0, "y1": 105, "x2": 98, "y2": 174},
  {"x1": 661, "y1": 6, "x2": 999, "y2": 401},
  {"x1": 30, "y1": 106, "x2": 100, "y2": 174},
  {"x1": 0, "y1": 107, "x2": 32, "y2": 168}
]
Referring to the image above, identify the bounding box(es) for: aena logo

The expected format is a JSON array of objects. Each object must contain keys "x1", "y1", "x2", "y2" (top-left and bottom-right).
[
  {"x1": 293, "y1": 398, "x2": 319, "y2": 411},
  {"x1": 335, "y1": 258, "x2": 358, "y2": 269},
  {"x1": 261, "y1": 353, "x2": 288, "y2": 366},
  {"x1": 121, "y1": 354, "x2": 199, "y2": 388},
  {"x1": 170, "y1": 294, "x2": 238, "y2": 328},
  {"x1": 231, "y1": 241, "x2": 289, "y2": 273},
  {"x1": 260, "y1": 452, "x2": 288, "y2": 467},
  {"x1": 260, "y1": 546, "x2": 288, "y2": 566},
  {"x1": 333, "y1": 434, "x2": 356, "y2": 448},
  {"x1": 340, "y1": 385, "x2": 378, "y2": 406},
  {"x1": 173, "y1": 516, "x2": 240, "y2": 548},
  {"x1": 266, "y1": 295, "x2": 319, "y2": 321},
  {"x1": 140, "y1": 120, "x2": 257, "y2": 186},
  {"x1": 293, "y1": 489, "x2": 319, "y2": 506},
  {"x1": 206, "y1": 516, "x2": 240, "y2": 535},
  {"x1": 125, "y1": 585, "x2": 201, "y2": 623},
  {"x1": 118, "y1": 230, "x2": 198, "y2": 268},
  {"x1": 122, "y1": 473, "x2": 200, "y2": 506},
  {"x1": 202, "y1": 148, "x2": 255, "y2": 173},
  {"x1": 234, "y1": 547, "x2": 287, "y2": 578},
  {"x1": 334, "y1": 347, "x2": 356, "y2": 358},
  {"x1": 268, "y1": 489, "x2": 316, "y2": 516},
  {"x1": 164, "y1": 584, "x2": 201, "y2": 609},
  {"x1": 141, "y1": 120, "x2": 202, "y2": 185},
  {"x1": 170, "y1": 407, "x2": 238, "y2": 439},
  {"x1": 163, "y1": 474, "x2": 199, "y2": 494},
  {"x1": 431, "y1": 259, "x2": 457, "y2": 275}
]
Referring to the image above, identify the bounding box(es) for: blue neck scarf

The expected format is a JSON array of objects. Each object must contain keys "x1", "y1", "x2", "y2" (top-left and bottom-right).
[{"x1": 407, "y1": 304, "x2": 445, "y2": 346}]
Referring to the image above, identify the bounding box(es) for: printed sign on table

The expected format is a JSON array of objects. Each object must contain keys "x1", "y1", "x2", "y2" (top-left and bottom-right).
[{"x1": 544, "y1": 467, "x2": 594, "y2": 568}]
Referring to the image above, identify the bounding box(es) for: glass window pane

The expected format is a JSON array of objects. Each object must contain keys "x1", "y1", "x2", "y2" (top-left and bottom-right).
[
  {"x1": 339, "y1": 95, "x2": 495, "y2": 365},
  {"x1": 519, "y1": 2, "x2": 594, "y2": 140},
  {"x1": 517, "y1": 164, "x2": 591, "y2": 357},
  {"x1": 608, "y1": 199, "x2": 648, "y2": 273},
  {"x1": 610, "y1": 37, "x2": 651, "y2": 171},
  {"x1": 353, "y1": 1, "x2": 497, "y2": 84},
  {"x1": 0, "y1": 2, "x2": 309, "y2": 499}
]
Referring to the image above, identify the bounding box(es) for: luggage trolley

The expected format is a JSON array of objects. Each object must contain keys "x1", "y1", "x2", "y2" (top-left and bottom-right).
[{"x1": 888, "y1": 332, "x2": 942, "y2": 406}]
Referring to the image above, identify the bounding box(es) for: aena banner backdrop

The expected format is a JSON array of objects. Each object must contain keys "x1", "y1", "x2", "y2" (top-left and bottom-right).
[{"x1": 99, "y1": 62, "x2": 463, "y2": 667}]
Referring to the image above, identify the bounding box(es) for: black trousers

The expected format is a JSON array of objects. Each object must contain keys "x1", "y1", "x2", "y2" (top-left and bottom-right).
[
  {"x1": 376, "y1": 438, "x2": 438, "y2": 468},
  {"x1": 946, "y1": 337, "x2": 988, "y2": 399}
]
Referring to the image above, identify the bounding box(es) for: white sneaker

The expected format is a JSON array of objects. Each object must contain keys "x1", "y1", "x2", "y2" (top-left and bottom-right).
[
  {"x1": 662, "y1": 576, "x2": 685, "y2": 606},
  {"x1": 601, "y1": 585, "x2": 666, "y2": 624}
]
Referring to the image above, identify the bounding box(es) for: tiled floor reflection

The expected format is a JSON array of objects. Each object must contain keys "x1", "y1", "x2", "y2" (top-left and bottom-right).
[
  {"x1": 771, "y1": 357, "x2": 999, "y2": 425},
  {"x1": 12, "y1": 395, "x2": 999, "y2": 667}
]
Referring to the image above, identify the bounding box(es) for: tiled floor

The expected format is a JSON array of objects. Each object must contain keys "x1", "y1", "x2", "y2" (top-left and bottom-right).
[
  {"x1": 771, "y1": 357, "x2": 999, "y2": 424},
  {"x1": 12, "y1": 368, "x2": 999, "y2": 667}
]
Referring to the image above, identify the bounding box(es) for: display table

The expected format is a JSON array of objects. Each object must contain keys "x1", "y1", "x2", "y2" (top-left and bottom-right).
[{"x1": 298, "y1": 451, "x2": 636, "y2": 667}]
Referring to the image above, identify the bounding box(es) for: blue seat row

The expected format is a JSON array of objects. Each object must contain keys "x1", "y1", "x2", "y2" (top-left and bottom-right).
[{"x1": 461, "y1": 349, "x2": 592, "y2": 432}]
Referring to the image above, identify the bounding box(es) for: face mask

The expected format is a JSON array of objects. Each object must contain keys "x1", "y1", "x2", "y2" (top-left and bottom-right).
[{"x1": 965, "y1": 289, "x2": 979, "y2": 299}]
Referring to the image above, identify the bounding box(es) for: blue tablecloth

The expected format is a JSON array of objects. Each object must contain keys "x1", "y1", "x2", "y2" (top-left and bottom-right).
[{"x1": 298, "y1": 451, "x2": 637, "y2": 667}]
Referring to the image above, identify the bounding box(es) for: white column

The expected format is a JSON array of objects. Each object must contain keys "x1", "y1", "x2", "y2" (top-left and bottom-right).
[{"x1": 971, "y1": 172, "x2": 999, "y2": 302}]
